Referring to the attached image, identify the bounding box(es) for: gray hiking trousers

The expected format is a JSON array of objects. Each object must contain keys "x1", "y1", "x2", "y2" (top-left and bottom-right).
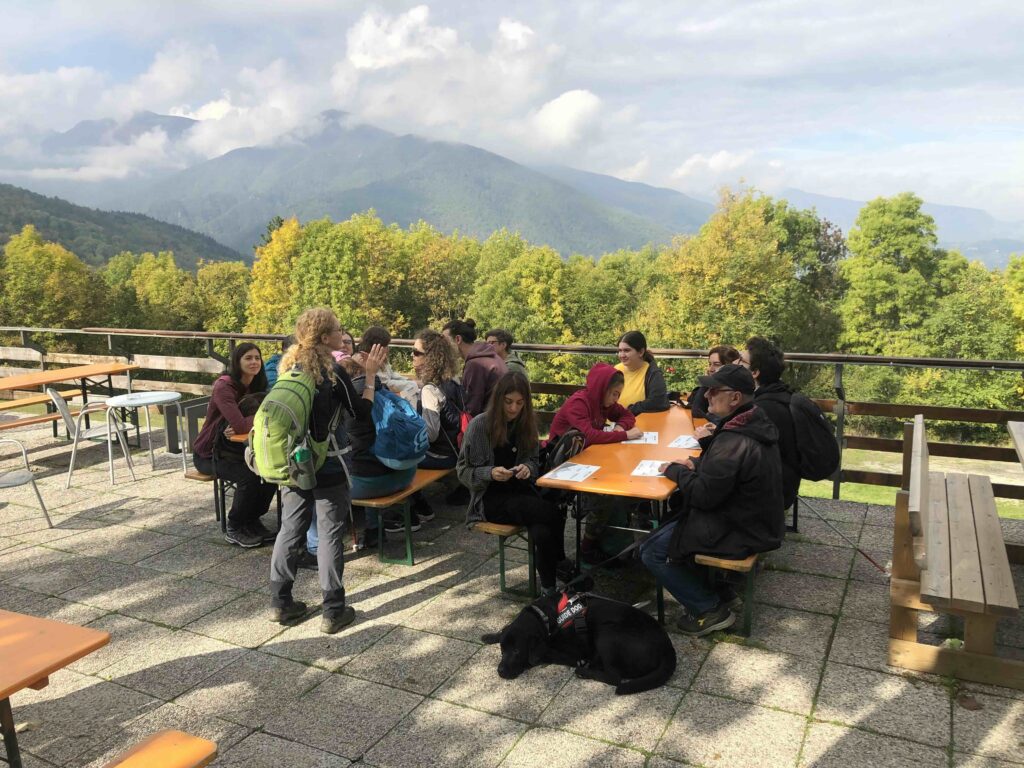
[{"x1": 270, "y1": 483, "x2": 349, "y2": 618}]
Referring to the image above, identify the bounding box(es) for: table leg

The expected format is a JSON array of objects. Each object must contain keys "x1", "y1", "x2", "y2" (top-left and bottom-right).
[
  {"x1": 144, "y1": 406, "x2": 156, "y2": 470},
  {"x1": 655, "y1": 499, "x2": 666, "y2": 625},
  {"x1": 574, "y1": 491, "x2": 583, "y2": 578},
  {"x1": 107, "y1": 408, "x2": 116, "y2": 485},
  {"x1": 1, "y1": 696, "x2": 23, "y2": 768},
  {"x1": 80, "y1": 378, "x2": 90, "y2": 430}
]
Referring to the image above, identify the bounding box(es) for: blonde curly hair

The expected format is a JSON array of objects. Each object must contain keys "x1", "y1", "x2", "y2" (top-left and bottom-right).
[
  {"x1": 415, "y1": 328, "x2": 459, "y2": 386},
  {"x1": 280, "y1": 307, "x2": 341, "y2": 385}
]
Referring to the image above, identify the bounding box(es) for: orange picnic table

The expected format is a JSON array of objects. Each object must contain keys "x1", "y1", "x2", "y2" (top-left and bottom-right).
[
  {"x1": 0, "y1": 609, "x2": 111, "y2": 768},
  {"x1": 537, "y1": 405, "x2": 703, "y2": 622}
]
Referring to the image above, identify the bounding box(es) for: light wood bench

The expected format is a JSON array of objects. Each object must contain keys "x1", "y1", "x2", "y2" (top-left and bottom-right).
[
  {"x1": 102, "y1": 729, "x2": 217, "y2": 768},
  {"x1": 695, "y1": 553, "x2": 758, "y2": 636},
  {"x1": 889, "y1": 415, "x2": 1022, "y2": 689},
  {"x1": 0, "y1": 410, "x2": 80, "y2": 432},
  {"x1": 359, "y1": 468, "x2": 454, "y2": 565},
  {"x1": 0, "y1": 390, "x2": 79, "y2": 412},
  {"x1": 473, "y1": 522, "x2": 537, "y2": 597}
]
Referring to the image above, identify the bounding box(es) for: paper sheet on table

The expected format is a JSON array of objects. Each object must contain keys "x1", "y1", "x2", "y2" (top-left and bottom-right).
[
  {"x1": 545, "y1": 462, "x2": 601, "y2": 482},
  {"x1": 631, "y1": 460, "x2": 668, "y2": 477},
  {"x1": 623, "y1": 431, "x2": 659, "y2": 444},
  {"x1": 668, "y1": 434, "x2": 700, "y2": 449}
]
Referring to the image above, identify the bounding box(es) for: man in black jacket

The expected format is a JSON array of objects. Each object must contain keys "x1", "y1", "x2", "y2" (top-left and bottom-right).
[
  {"x1": 741, "y1": 337, "x2": 800, "y2": 510},
  {"x1": 640, "y1": 364, "x2": 784, "y2": 636}
]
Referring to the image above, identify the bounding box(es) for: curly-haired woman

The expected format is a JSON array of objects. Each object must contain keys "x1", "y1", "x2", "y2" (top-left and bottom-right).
[{"x1": 268, "y1": 307, "x2": 386, "y2": 635}]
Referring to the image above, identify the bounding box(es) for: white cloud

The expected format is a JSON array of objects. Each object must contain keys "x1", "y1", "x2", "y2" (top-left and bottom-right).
[
  {"x1": 347, "y1": 5, "x2": 458, "y2": 70},
  {"x1": 100, "y1": 40, "x2": 218, "y2": 119},
  {"x1": 0, "y1": 66, "x2": 106, "y2": 133},
  {"x1": 672, "y1": 150, "x2": 753, "y2": 179},
  {"x1": 532, "y1": 90, "x2": 602, "y2": 148},
  {"x1": 615, "y1": 156, "x2": 649, "y2": 181}
]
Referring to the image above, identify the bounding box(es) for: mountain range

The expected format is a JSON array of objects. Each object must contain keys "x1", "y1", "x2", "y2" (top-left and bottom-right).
[{"x1": 1, "y1": 111, "x2": 1020, "y2": 267}]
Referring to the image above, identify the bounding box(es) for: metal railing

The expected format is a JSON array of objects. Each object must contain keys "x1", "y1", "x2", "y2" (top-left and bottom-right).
[{"x1": 3, "y1": 326, "x2": 1023, "y2": 500}]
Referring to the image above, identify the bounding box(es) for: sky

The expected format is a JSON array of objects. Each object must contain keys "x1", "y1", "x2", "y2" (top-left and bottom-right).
[{"x1": 0, "y1": 0, "x2": 1022, "y2": 218}]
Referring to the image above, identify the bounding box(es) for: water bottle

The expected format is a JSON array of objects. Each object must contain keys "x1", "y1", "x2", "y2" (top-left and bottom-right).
[{"x1": 291, "y1": 443, "x2": 317, "y2": 490}]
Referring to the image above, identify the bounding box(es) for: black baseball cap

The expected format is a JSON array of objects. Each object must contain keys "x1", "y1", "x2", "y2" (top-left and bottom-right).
[{"x1": 698, "y1": 363, "x2": 755, "y2": 395}]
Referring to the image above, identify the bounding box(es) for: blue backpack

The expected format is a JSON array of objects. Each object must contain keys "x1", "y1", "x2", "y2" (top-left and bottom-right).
[{"x1": 372, "y1": 389, "x2": 429, "y2": 470}]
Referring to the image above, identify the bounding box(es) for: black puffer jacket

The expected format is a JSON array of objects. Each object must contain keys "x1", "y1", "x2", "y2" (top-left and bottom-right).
[
  {"x1": 666, "y1": 402, "x2": 784, "y2": 560},
  {"x1": 752, "y1": 382, "x2": 801, "y2": 509}
]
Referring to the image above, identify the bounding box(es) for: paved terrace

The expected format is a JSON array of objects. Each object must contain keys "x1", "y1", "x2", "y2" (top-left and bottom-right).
[{"x1": 2, "y1": 424, "x2": 1023, "y2": 768}]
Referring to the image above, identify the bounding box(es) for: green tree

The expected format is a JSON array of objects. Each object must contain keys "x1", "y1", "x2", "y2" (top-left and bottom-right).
[
  {"x1": 197, "y1": 260, "x2": 252, "y2": 333},
  {"x1": 1, "y1": 225, "x2": 100, "y2": 328},
  {"x1": 246, "y1": 217, "x2": 302, "y2": 334},
  {"x1": 405, "y1": 224, "x2": 480, "y2": 328},
  {"x1": 129, "y1": 251, "x2": 200, "y2": 330},
  {"x1": 1006, "y1": 253, "x2": 1024, "y2": 354},
  {"x1": 100, "y1": 251, "x2": 143, "y2": 329}
]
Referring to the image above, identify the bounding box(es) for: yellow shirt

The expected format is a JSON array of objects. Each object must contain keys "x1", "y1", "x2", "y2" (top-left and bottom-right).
[{"x1": 615, "y1": 361, "x2": 648, "y2": 410}]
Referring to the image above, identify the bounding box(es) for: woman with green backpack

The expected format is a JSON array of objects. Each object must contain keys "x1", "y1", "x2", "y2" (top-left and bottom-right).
[{"x1": 267, "y1": 307, "x2": 386, "y2": 635}]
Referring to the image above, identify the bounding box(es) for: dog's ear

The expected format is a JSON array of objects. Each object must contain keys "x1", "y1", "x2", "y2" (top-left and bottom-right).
[
  {"x1": 480, "y1": 632, "x2": 502, "y2": 645},
  {"x1": 527, "y1": 637, "x2": 546, "y2": 666}
]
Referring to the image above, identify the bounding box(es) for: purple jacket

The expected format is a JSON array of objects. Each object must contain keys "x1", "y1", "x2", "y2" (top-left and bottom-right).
[{"x1": 462, "y1": 342, "x2": 508, "y2": 416}]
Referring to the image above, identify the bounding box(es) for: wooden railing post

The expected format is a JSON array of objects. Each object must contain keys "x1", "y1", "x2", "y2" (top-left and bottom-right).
[{"x1": 831, "y1": 363, "x2": 846, "y2": 500}]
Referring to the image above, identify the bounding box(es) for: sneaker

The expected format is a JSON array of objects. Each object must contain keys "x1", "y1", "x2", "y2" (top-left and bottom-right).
[
  {"x1": 357, "y1": 527, "x2": 384, "y2": 550},
  {"x1": 675, "y1": 604, "x2": 735, "y2": 637},
  {"x1": 248, "y1": 519, "x2": 277, "y2": 543},
  {"x1": 225, "y1": 526, "x2": 263, "y2": 548},
  {"x1": 296, "y1": 550, "x2": 318, "y2": 570},
  {"x1": 270, "y1": 600, "x2": 309, "y2": 624},
  {"x1": 321, "y1": 606, "x2": 356, "y2": 634},
  {"x1": 384, "y1": 513, "x2": 422, "y2": 534},
  {"x1": 412, "y1": 497, "x2": 436, "y2": 523}
]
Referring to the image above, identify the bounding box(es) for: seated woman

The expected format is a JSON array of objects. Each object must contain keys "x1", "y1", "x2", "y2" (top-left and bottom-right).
[
  {"x1": 458, "y1": 372, "x2": 569, "y2": 595},
  {"x1": 547, "y1": 362, "x2": 641, "y2": 565},
  {"x1": 615, "y1": 330, "x2": 670, "y2": 415},
  {"x1": 193, "y1": 342, "x2": 276, "y2": 548},
  {"x1": 688, "y1": 344, "x2": 740, "y2": 425},
  {"x1": 409, "y1": 328, "x2": 463, "y2": 520}
]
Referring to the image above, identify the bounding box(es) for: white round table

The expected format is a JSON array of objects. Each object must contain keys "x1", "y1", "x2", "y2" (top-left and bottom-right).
[{"x1": 106, "y1": 391, "x2": 182, "y2": 470}]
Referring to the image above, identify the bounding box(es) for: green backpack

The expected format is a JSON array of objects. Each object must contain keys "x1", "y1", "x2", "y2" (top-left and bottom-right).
[{"x1": 247, "y1": 368, "x2": 346, "y2": 489}]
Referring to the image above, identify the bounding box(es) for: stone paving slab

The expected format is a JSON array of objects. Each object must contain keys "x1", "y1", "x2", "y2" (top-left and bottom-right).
[{"x1": 5, "y1": 425, "x2": 1024, "y2": 768}]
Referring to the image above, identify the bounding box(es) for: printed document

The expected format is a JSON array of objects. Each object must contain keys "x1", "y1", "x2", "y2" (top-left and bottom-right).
[
  {"x1": 668, "y1": 435, "x2": 700, "y2": 449},
  {"x1": 631, "y1": 460, "x2": 667, "y2": 477},
  {"x1": 623, "y1": 431, "x2": 659, "y2": 445},
  {"x1": 545, "y1": 462, "x2": 601, "y2": 482}
]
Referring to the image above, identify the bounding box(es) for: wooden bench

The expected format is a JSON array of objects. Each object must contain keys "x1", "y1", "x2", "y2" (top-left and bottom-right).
[
  {"x1": 473, "y1": 522, "x2": 537, "y2": 597},
  {"x1": 102, "y1": 729, "x2": 217, "y2": 768},
  {"x1": 695, "y1": 553, "x2": 758, "y2": 636},
  {"x1": 0, "y1": 410, "x2": 81, "y2": 432},
  {"x1": 0, "y1": 390, "x2": 79, "y2": 412},
  {"x1": 889, "y1": 415, "x2": 1022, "y2": 689},
  {"x1": 359, "y1": 468, "x2": 454, "y2": 566}
]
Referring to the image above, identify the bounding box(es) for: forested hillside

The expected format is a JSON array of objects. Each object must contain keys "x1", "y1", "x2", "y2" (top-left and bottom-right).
[
  {"x1": 2, "y1": 189, "x2": 1022, "y2": 438},
  {"x1": 0, "y1": 183, "x2": 243, "y2": 268}
]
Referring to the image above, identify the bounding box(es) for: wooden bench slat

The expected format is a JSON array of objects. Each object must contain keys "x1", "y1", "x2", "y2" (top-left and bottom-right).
[
  {"x1": 694, "y1": 553, "x2": 757, "y2": 572},
  {"x1": 907, "y1": 415, "x2": 929, "y2": 538},
  {"x1": 920, "y1": 471, "x2": 951, "y2": 606},
  {"x1": 474, "y1": 522, "x2": 525, "y2": 537},
  {"x1": 0, "y1": 411, "x2": 78, "y2": 431},
  {"x1": 358, "y1": 468, "x2": 453, "y2": 508},
  {"x1": 968, "y1": 474, "x2": 1019, "y2": 616},
  {"x1": 1009, "y1": 421, "x2": 1024, "y2": 470},
  {"x1": 0, "y1": 391, "x2": 80, "y2": 412},
  {"x1": 102, "y1": 729, "x2": 217, "y2": 768},
  {"x1": 946, "y1": 472, "x2": 986, "y2": 613}
]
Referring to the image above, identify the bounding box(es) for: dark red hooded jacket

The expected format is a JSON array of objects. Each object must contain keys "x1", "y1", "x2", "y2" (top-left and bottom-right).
[
  {"x1": 548, "y1": 363, "x2": 637, "y2": 446},
  {"x1": 463, "y1": 342, "x2": 508, "y2": 417}
]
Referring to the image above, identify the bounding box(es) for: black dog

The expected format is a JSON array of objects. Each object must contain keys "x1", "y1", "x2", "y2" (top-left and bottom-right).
[{"x1": 481, "y1": 589, "x2": 676, "y2": 695}]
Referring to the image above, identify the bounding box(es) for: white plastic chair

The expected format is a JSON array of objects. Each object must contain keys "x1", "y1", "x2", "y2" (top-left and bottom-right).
[
  {"x1": 0, "y1": 437, "x2": 52, "y2": 528},
  {"x1": 46, "y1": 387, "x2": 136, "y2": 488}
]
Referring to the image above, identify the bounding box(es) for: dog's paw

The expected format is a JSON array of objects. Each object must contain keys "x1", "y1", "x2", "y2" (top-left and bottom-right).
[
  {"x1": 574, "y1": 665, "x2": 597, "y2": 680},
  {"x1": 480, "y1": 632, "x2": 501, "y2": 645}
]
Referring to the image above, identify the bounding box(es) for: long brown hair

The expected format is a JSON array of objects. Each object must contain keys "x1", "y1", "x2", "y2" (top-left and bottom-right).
[{"x1": 485, "y1": 372, "x2": 538, "y2": 455}]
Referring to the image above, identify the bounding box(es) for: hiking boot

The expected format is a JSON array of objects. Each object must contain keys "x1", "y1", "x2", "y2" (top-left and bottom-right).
[
  {"x1": 384, "y1": 513, "x2": 422, "y2": 534},
  {"x1": 321, "y1": 606, "x2": 356, "y2": 634},
  {"x1": 225, "y1": 526, "x2": 262, "y2": 548},
  {"x1": 270, "y1": 600, "x2": 309, "y2": 624},
  {"x1": 296, "y1": 550, "x2": 318, "y2": 570},
  {"x1": 357, "y1": 527, "x2": 384, "y2": 550},
  {"x1": 675, "y1": 604, "x2": 735, "y2": 637},
  {"x1": 248, "y1": 519, "x2": 277, "y2": 543}
]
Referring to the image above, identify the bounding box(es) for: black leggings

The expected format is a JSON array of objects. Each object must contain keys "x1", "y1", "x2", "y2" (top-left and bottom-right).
[{"x1": 483, "y1": 486, "x2": 566, "y2": 588}]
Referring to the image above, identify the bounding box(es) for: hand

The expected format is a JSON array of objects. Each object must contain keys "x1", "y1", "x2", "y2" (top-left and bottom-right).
[
  {"x1": 223, "y1": 426, "x2": 236, "y2": 437},
  {"x1": 362, "y1": 344, "x2": 387, "y2": 379},
  {"x1": 612, "y1": 423, "x2": 625, "y2": 432},
  {"x1": 625, "y1": 427, "x2": 643, "y2": 440},
  {"x1": 695, "y1": 423, "x2": 716, "y2": 440},
  {"x1": 513, "y1": 464, "x2": 531, "y2": 480},
  {"x1": 490, "y1": 466, "x2": 513, "y2": 482}
]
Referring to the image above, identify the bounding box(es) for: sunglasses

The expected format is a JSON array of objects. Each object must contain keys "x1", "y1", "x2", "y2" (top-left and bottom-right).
[{"x1": 411, "y1": 349, "x2": 425, "y2": 357}]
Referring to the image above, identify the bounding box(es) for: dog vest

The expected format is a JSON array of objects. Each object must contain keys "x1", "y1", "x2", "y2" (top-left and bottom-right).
[{"x1": 529, "y1": 591, "x2": 589, "y2": 640}]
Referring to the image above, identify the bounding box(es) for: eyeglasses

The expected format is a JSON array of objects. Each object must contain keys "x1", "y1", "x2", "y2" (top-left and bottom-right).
[
  {"x1": 411, "y1": 349, "x2": 425, "y2": 357},
  {"x1": 707, "y1": 387, "x2": 736, "y2": 396},
  {"x1": 340, "y1": 338, "x2": 354, "y2": 346}
]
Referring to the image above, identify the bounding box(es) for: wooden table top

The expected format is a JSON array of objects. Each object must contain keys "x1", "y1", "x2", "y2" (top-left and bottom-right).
[
  {"x1": 0, "y1": 363, "x2": 139, "y2": 393},
  {"x1": 0, "y1": 609, "x2": 110, "y2": 700},
  {"x1": 536, "y1": 406, "x2": 702, "y2": 501}
]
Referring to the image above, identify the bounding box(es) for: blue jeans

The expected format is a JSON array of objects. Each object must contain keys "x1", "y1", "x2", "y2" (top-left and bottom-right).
[
  {"x1": 307, "y1": 469, "x2": 416, "y2": 552},
  {"x1": 640, "y1": 521, "x2": 719, "y2": 615}
]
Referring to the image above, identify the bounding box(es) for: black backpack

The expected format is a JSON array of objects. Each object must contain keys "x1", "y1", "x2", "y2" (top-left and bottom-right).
[
  {"x1": 788, "y1": 393, "x2": 840, "y2": 480},
  {"x1": 541, "y1": 428, "x2": 586, "y2": 476}
]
